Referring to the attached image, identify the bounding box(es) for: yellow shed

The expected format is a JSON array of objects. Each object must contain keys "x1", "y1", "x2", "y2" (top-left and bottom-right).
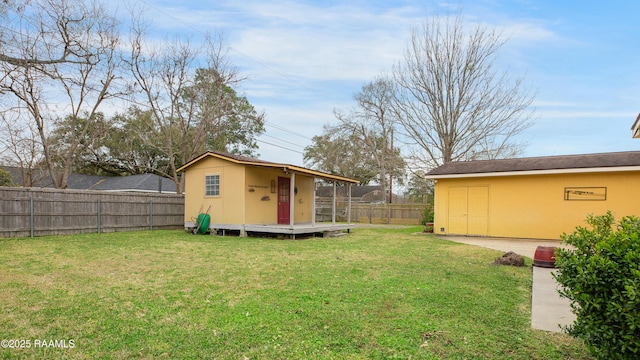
[
  {"x1": 425, "y1": 151, "x2": 640, "y2": 239},
  {"x1": 177, "y1": 151, "x2": 359, "y2": 237}
]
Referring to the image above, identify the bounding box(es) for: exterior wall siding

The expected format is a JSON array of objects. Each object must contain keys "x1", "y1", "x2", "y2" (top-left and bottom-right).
[
  {"x1": 184, "y1": 158, "x2": 315, "y2": 226},
  {"x1": 292, "y1": 174, "x2": 314, "y2": 223},
  {"x1": 183, "y1": 157, "x2": 245, "y2": 225},
  {"x1": 242, "y1": 169, "x2": 314, "y2": 224},
  {"x1": 244, "y1": 167, "x2": 280, "y2": 224},
  {"x1": 433, "y1": 171, "x2": 640, "y2": 239}
]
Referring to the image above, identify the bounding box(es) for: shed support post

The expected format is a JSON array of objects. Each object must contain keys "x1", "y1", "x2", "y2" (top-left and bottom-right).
[
  {"x1": 289, "y1": 172, "x2": 295, "y2": 227},
  {"x1": 312, "y1": 178, "x2": 317, "y2": 225},
  {"x1": 347, "y1": 183, "x2": 352, "y2": 224},
  {"x1": 332, "y1": 181, "x2": 336, "y2": 224}
]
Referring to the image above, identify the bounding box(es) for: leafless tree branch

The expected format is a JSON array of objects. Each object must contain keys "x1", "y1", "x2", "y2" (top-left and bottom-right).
[
  {"x1": 0, "y1": 0, "x2": 123, "y2": 188},
  {"x1": 391, "y1": 13, "x2": 535, "y2": 168}
]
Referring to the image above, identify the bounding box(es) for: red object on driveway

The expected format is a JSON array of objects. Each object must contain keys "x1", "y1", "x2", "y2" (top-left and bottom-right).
[{"x1": 533, "y1": 246, "x2": 557, "y2": 268}]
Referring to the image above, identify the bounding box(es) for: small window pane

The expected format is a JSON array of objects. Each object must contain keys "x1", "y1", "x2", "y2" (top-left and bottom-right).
[{"x1": 205, "y1": 175, "x2": 220, "y2": 196}]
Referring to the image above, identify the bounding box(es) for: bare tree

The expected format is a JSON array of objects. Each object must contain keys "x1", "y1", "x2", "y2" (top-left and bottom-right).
[
  {"x1": 127, "y1": 29, "x2": 204, "y2": 193},
  {"x1": 0, "y1": 0, "x2": 95, "y2": 67},
  {"x1": 391, "y1": 13, "x2": 534, "y2": 168},
  {"x1": 0, "y1": 105, "x2": 44, "y2": 186},
  {"x1": 332, "y1": 77, "x2": 406, "y2": 201},
  {"x1": 127, "y1": 19, "x2": 264, "y2": 193},
  {"x1": 0, "y1": 0, "x2": 123, "y2": 188},
  {"x1": 304, "y1": 125, "x2": 380, "y2": 185}
]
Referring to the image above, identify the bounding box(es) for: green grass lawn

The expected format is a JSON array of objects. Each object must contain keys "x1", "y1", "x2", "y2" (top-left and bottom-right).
[{"x1": 0, "y1": 227, "x2": 590, "y2": 359}]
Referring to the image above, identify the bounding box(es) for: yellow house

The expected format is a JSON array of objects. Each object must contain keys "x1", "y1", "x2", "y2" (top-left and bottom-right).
[
  {"x1": 425, "y1": 151, "x2": 640, "y2": 239},
  {"x1": 177, "y1": 151, "x2": 359, "y2": 237}
]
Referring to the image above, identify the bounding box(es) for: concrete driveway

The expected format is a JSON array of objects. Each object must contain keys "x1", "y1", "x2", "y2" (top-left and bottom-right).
[{"x1": 436, "y1": 235, "x2": 576, "y2": 333}]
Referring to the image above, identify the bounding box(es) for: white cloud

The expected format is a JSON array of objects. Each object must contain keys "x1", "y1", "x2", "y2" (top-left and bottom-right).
[
  {"x1": 227, "y1": 2, "x2": 416, "y2": 82},
  {"x1": 536, "y1": 111, "x2": 635, "y2": 120},
  {"x1": 500, "y1": 22, "x2": 557, "y2": 44},
  {"x1": 103, "y1": 0, "x2": 640, "y2": 165}
]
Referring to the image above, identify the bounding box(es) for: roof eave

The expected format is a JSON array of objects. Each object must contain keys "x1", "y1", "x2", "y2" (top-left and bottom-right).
[
  {"x1": 176, "y1": 152, "x2": 212, "y2": 172},
  {"x1": 284, "y1": 165, "x2": 360, "y2": 184},
  {"x1": 177, "y1": 151, "x2": 359, "y2": 184},
  {"x1": 242, "y1": 162, "x2": 359, "y2": 184},
  {"x1": 425, "y1": 165, "x2": 640, "y2": 179}
]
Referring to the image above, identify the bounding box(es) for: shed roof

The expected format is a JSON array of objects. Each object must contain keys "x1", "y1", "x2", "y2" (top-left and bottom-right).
[
  {"x1": 425, "y1": 151, "x2": 640, "y2": 179},
  {"x1": 177, "y1": 151, "x2": 360, "y2": 184}
]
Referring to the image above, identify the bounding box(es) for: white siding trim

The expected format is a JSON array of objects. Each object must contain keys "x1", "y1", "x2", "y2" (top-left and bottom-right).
[{"x1": 425, "y1": 166, "x2": 640, "y2": 179}]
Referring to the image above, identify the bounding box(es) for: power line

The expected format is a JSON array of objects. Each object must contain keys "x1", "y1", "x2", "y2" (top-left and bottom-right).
[
  {"x1": 265, "y1": 120, "x2": 314, "y2": 141},
  {"x1": 259, "y1": 133, "x2": 305, "y2": 149},
  {"x1": 256, "y1": 138, "x2": 303, "y2": 155}
]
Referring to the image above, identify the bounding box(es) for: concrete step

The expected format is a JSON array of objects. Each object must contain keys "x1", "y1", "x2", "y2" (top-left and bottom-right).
[{"x1": 323, "y1": 230, "x2": 348, "y2": 238}]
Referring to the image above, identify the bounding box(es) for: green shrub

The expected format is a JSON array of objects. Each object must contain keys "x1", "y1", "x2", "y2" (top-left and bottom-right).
[
  {"x1": 0, "y1": 168, "x2": 16, "y2": 187},
  {"x1": 554, "y1": 211, "x2": 640, "y2": 359},
  {"x1": 420, "y1": 204, "x2": 434, "y2": 226}
]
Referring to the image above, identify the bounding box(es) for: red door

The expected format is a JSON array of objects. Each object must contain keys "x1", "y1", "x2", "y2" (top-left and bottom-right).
[{"x1": 277, "y1": 177, "x2": 290, "y2": 224}]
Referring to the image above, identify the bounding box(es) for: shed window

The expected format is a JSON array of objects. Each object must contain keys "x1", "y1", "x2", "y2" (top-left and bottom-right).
[{"x1": 205, "y1": 175, "x2": 220, "y2": 196}]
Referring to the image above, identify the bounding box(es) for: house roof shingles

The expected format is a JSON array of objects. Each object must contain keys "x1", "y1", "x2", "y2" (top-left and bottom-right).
[
  {"x1": 91, "y1": 174, "x2": 175, "y2": 192},
  {"x1": 1, "y1": 166, "x2": 175, "y2": 192},
  {"x1": 206, "y1": 151, "x2": 272, "y2": 164},
  {"x1": 316, "y1": 185, "x2": 382, "y2": 198},
  {"x1": 425, "y1": 151, "x2": 640, "y2": 178}
]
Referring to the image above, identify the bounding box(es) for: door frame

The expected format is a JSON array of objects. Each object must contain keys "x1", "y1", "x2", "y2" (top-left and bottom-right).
[
  {"x1": 277, "y1": 177, "x2": 291, "y2": 225},
  {"x1": 447, "y1": 186, "x2": 489, "y2": 236}
]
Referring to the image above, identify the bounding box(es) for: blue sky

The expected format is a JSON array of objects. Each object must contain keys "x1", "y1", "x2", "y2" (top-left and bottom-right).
[{"x1": 116, "y1": 0, "x2": 640, "y2": 167}]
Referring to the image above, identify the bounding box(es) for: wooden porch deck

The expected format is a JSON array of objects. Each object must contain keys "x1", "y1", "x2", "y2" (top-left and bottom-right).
[{"x1": 184, "y1": 221, "x2": 355, "y2": 238}]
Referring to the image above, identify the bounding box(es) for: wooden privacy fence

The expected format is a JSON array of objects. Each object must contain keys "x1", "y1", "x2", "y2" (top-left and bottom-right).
[
  {"x1": 316, "y1": 202, "x2": 430, "y2": 225},
  {"x1": 0, "y1": 187, "x2": 184, "y2": 238}
]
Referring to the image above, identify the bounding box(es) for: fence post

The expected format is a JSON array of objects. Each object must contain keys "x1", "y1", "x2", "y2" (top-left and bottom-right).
[
  {"x1": 149, "y1": 200, "x2": 153, "y2": 231},
  {"x1": 30, "y1": 194, "x2": 34, "y2": 238},
  {"x1": 387, "y1": 204, "x2": 391, "y2": 224},
  {"x1": 97, "y1": 199, "x2": 101, "y2": 233}
]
